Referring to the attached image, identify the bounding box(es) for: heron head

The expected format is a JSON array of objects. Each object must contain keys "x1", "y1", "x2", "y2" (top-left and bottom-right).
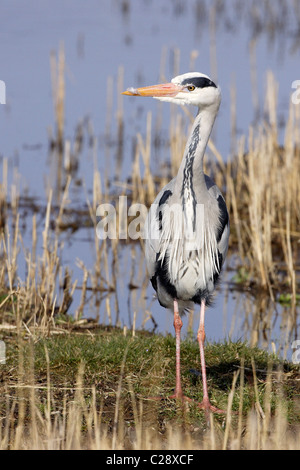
[{"x1": 122, "y1": 72, "x2": 221, "y2": 110}]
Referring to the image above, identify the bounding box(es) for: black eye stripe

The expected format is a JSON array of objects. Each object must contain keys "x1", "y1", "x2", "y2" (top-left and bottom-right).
[{"x1": 181, "y1": 77, "x2": 217, "y2": 89}]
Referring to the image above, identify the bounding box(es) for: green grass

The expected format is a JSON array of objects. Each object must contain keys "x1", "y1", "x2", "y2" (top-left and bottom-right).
[{"x1": 1, "y1": 327, "x2": 299, "y2": 434}]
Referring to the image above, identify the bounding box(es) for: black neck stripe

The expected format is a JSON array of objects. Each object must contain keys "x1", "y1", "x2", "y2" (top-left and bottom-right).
[{"x1": 181, "y1": 77, "x2": 217, "y2": 89}]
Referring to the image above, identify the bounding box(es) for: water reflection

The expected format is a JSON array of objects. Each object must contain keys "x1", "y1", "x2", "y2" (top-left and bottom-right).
[
  {"x1": 227, "y1": 286, "x2": 298, "y2": 359},
  {"x1": 115, "y1": 0, "x2": 300, "y2": 56}
]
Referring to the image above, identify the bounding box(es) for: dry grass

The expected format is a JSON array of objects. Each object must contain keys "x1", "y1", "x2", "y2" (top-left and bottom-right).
[
  {"x1": 227, "y1": 73, "x2": 300, "y2": 300},
  {"x1": 2, "y1": 389, "x2": 299, "y2": 450},
  {"x1": 0, "y1": 42, "x2": 299, "y2": 449},
  {"x1": 0, "y1": 331, "x2": 299, "y2": 450}
]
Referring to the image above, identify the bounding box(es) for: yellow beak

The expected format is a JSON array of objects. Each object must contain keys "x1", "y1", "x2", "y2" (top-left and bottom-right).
[{"x1": 122, "y1": 82, "x2": 182, "y2": 97}]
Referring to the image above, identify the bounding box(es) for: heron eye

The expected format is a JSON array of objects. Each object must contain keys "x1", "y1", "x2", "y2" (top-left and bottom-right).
[{"x1": 187, "y1": 85, "x2": 195, "y2": 91}]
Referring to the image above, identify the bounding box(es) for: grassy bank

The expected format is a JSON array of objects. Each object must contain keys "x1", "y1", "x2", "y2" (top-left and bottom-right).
[{"x1": 0, "y1": 326, "x2": 299, "y2": 449}]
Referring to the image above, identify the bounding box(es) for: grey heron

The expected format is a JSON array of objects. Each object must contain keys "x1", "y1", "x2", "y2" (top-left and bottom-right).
[{"x1": 123, "y1": 72, "x2": 229, "y2": 415}]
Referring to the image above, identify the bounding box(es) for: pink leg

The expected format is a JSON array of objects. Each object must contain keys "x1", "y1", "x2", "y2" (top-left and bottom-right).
[
  {"x1": 147, "y1": 299, "x2": 192, "y2": 403},
  {"x1": 197, "y1": 299, "x2": 226, "y2": 417},
  {"x1": 171, "y1": 299, "x2": 183, "y2": 398},
  {"x1": 167, "y1": 300, "x2": 192, "y2": 403},
  {"x1": 148, "y1": 299, "x2": 227, "y2": 413}
]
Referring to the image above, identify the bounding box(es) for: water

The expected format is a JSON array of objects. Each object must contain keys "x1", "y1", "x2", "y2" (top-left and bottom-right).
[{"x1": 0, "y1": 0, "x2": 299, "y2": 359}]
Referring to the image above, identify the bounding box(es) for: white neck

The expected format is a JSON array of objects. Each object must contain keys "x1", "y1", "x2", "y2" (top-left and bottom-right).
[{"x1": 175, "y1": 104, "x2": 219, "y2": 193}]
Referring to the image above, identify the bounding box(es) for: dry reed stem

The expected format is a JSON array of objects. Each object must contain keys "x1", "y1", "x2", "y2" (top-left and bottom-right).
[
  {"x1": 1, "y1": 364, "x2": 299, "y2": 450},
  {"x1": 50, "y1": 42, "x2": 65, "y2": 148}
]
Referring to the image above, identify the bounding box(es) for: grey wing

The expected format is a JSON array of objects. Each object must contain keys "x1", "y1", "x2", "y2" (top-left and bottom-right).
[
  {"x1": 144, "y1": 179, "x2": 175, "y2": 280},
  {"x1": 205, "y1": 174, "x2": 230, "y2": 266}
]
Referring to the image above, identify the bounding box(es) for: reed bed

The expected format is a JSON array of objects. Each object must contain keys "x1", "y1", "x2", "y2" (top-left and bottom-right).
[
  {"x1": 0, "y1": 43, "x2": 299, "y2": 449},
  {"x1": 2, "y1": 381, "x2": 299, "y2": 450}
]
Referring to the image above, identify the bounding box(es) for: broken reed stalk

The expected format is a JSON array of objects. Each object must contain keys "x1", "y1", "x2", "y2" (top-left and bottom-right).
[
  {"x1": 112, "y1": 342, "x2": 130, "y2": 450},
  {"x1": 115, "y1": 65, "x2": 124, "y2": 182},
  {"x1": 50, "y1": 42, "x2": 65, "y2": 150},
  {"x1": 50, "y1": 42, "x2": 66, "y2": 197},
  {"x1": 133, "y1": 112, "x2": 156, "y2": 206},
  {"x1": 75, "y1": 260, "x2": 89, "y2": 321},
  {"x1": 209, "y1": 2, "x2": 218, "y2": 82},
  {"x1": 0, "y1": 158, "x2": 8, "y2": 232}
]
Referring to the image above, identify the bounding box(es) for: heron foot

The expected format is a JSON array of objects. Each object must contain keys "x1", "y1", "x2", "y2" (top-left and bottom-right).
[
  {"x1": 198, "y1": 399, "x2": 226, "y2": 414},
  {"x1": 168, "y1": 392, "x2": 193, "y2": 403}
]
